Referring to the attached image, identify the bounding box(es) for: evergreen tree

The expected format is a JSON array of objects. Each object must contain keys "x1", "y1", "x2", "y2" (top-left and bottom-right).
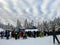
[{"x1": 17, "y1": 19, "x2": 22, "y2": 29}]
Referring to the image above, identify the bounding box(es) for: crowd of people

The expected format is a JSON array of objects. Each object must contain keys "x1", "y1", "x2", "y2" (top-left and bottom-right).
[
  {"x1": 0, "y1": 29, "x2": 45, "y2": 40},
  {"x1": 0, "y1": 28, "x2": 60, "y2": 45}
]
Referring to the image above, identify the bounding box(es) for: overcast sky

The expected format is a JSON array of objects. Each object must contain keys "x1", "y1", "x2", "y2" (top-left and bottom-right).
[{"x1": 0, "y1": 0, "x2": 60, "y2": 26}]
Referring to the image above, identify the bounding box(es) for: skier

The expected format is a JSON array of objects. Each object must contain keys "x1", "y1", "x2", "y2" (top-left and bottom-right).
[{"x1": 52, "y1": 23, "x2": 60, "y2": 44}]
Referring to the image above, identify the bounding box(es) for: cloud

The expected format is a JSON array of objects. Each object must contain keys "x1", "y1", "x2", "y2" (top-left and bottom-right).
[{"x1": 0, "y1": 0, "x2": 60, "y2": 26}]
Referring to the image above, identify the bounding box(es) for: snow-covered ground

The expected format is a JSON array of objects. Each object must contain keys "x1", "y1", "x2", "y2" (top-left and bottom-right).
[{"x1": 0, "y1": 35, "x2": 60, "y2": 45}]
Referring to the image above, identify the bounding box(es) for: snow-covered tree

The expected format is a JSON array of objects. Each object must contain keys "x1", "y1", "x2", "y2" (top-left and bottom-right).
[
  {"x1": 17, "y1": 19, "x2": 22, "y2": 29},
  {"x1": 24, "y1": 19, "x2": 28, "y2": 29},
  {"x1": 43, "y1": 21, "x2": 49, "y2": 32}
]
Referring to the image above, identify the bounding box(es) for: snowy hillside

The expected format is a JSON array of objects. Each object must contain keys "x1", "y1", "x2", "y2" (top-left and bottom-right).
[
  {"x1": 0, "y1": 0, "x2": 60, "y2": 26},
  {"x1": 0, "y1": 35, "x2": 60, "y2": 45}
]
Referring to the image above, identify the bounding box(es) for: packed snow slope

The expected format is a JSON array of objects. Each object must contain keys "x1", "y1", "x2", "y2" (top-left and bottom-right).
[
  {"x1": 0, "y1": 0, "x2": 60, "y2": 26},
  {"x1": 0, "y1": 35, "x2": 60, "y2": 45}
]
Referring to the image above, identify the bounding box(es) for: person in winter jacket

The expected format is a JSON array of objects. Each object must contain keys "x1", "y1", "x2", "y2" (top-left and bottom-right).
[
  {"x1": 15, "y1": 31, "x2": 18, "y2": 40},
  {"x1": 5, "y1": 31, "x2": 7, "y2": 37},
  {"x1": 1, "y1": 31, "x2": 4, "y2": 39},
  {"x1": 53, "y1": 30, "x2": 60, "y2": 44},
  {"x1": 23, "y1": 32, "x2": 27, "y2": 39},
  {"x1": 28, "y1": 31, "x2": 31, "y2": 37},
  {"x1": 36, "y1": 31, "x2": 40, "y2": 37},
  {"x1": 5, "y1": 30, "x2": 10, "y2": 39},
  {"x1": 52, "y1": 23, "x2": 60, "y2": 44},
  {"x1": 0, "y1": 32, "x2": 1, "y2": 37},
  {"x1": 11, "y1": 30, "x2": 15, "y2": 38},
  {"x1": 39, "y1": 32, "x2": 44, "y2": 37},
  {"x1": 17, "y1": 31, "x2": 20, "y2": 39},
  {"x1": 20, "y1": 32, "x2": 23, "y2": 38},
  {"x1": 33, "y1": 31, "x2": 36, "y2": 38}
]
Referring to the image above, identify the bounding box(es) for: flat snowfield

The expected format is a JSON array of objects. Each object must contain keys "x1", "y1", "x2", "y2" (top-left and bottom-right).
[{"x1": 0, "y1": 35, "x2": 60, "y2": 45}]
